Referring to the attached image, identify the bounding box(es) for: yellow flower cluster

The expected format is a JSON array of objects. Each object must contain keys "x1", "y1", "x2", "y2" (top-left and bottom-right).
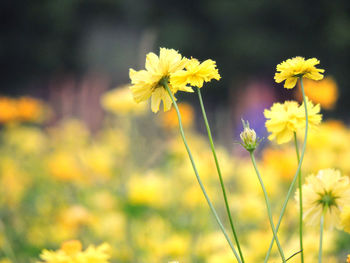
[
  {"x1": 274, "y1": 56, "x2": 324, "y2": 89},
  {"x1": 264, "y1": 97, "x2": 322, "y2": 144},
  {"x1": 39, "y1": 240, "x2": 111, "y2": 263},
  {"x1": 129, "y1": 48, "x2": 220, "y2": 113},
  {"x1": 296, "y1": 169, "x2": 350, "y2": 229},
  {"x1": 0, "y1": 96, "x2": 47, "y2": 123}
]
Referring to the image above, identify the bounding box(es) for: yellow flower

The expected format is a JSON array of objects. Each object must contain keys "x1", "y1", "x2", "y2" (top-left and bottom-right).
[
  {"x1": 264, "y1": 98, "x2": 322, "y2": 144},
  {"x1": 261, "y1": 147, "x2": 296, "y2": 181},
  {"x1": 295, "y1": 77, "x2": 338, "y2": 110},
  {"x1": 100, "y1": 85, "x2": 147, "y2": 115},
  {"x1": 274, "y1": 57, "x2": 324, "y2": 89},
  {"x1": 39, "y1": 240, "x2": 111, "y2": 263},
  {"x1": 170, "y1": 58, "x2": 220, "y2": 88},
  {"x1": 340, "y1": 205, "x2": 350, "y2": 233},
  {"x1": 127, "y1": 172, "x2": 169, "y2": 208},
  {"x1": 129, "y1": 48, "x2": 193, "y2": 113},
  {"x1": 347, "y1": 254, "x2": 350, "y2": 263},
  {"x1": 295, "y1": 169, "x2": 350, "y2": 229},
  {"x1": 264, "y1": 101, "x2": 300, "y2": 144}
]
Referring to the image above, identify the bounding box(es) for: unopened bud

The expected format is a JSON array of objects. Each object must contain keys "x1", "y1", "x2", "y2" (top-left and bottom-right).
[{"x1": 240, "y1": 119, "x2": 260, "y2": 152}]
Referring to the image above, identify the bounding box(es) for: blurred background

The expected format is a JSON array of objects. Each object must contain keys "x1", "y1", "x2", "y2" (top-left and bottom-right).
[
  {"x1": 1, "y1": 0, "x2": 350, "y2": 132},
  {"x1": 0, "y1": 1, "x2": 350, "y2": 262}
]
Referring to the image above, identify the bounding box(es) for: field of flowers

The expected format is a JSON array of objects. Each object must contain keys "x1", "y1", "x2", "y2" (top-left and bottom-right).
[{"x1": 0, "y1": 52, "x2": 349, "y2": 263}]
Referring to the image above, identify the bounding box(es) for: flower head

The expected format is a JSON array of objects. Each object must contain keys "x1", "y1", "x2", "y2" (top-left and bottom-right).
[
  {"x1": 240, "y1": 119, "x2": 261, "y2": 152},
  {"x1": 129, "y1": 48, "x2": 193, "y2": 113},
  {"x1": 39, "y1": 240, "x2": 111, "y2": 263},
  {"x1": 347, "y1": 254, "x2": 350, "y2": 263},
  {"x1": 264, "y1": 98, "x2": 322, "y2": 144},
  {"x1": 274, "y1": 57, "x2": 324, "y2": 89},
  {"x1": 170, "y1": 58, "x2": 220, "y2": 88},
  {"x1": 295, "y1": 169, "x2": 350, "y2": 229}
]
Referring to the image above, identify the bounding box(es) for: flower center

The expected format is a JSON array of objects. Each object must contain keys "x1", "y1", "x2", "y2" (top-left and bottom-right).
[
  {"x1": 317, "y1": 191, "x2": 337, "y2": 208},
  {"x1": 158, "y1": 76, "x2": 170, "y2": 89}
]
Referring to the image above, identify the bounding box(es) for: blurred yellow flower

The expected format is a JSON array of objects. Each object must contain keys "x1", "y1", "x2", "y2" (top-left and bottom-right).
[
  {"x1": 296, "y1": 77, "x2": 338, "y2": 110},
  {"x1": 47, "y1": 151, "x2": 83, "y2": 181},
  {"x1": 261, "y1": 147, "x2": 296, "y2": 181},
  {"x1": 16, "y1": 97, "x2": 45, "y2": 122},
  {"x1": 347, "y1": 254, "x2": 350, "y2": 263},
  {"x1": 264, "y1": 98, "x2": 322, "y2": 144},
  {"x1": 295, "y1": 169, "x2": 350, "y2": 229},
  {"x1": 39, "y1": 240, "x2": 111, "y2": 263},
  {"x1": 129, "y1": 48, "x2": 193, "y2": 113},
  {"x1": 162, "y1": 234, "x2": 190, "y2": 257},
  {"x1": 0, "y1": 97, "x2": 17, "y2": 123},
  {"x1": 160, "y1": 102, "x2": 194, "y2": 129},
  {"x1": 79, "y1": 145, "x2": 114, "y2": 180},
  {"x1": 59, "y1": 205, "x2": 91, "y2": 229},
  {"x1": 340, "y1": 205, "x2": 350, "y2": 233},
  {"x1": 0, "y1": 96, "x2": 47, "y2": 123},
  {"x1": 170, "y1": 58, "x2": 220, "y2": 88},
  {"x1": 274, "y1": 57, "x2": 324, "y2": 89},
  {"x1": 101, "y1": 85, "x2": 147, "y2": 115},
  {"x1": 127, "y1": 173, "x2": 169, "y2": 207}
]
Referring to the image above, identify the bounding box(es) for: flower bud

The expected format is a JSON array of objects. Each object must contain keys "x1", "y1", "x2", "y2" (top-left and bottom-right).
[{"x1": 240, "y1": 119, "x2": 260, "y2": 152}]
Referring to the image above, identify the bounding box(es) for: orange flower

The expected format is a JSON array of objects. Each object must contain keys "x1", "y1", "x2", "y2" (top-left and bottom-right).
[
  {"x1": 295, "y1": 77, "x2": 338, "y2": 110},
  {"x1": 160, "y1": 103, "x2": 194, "y2": 129}
]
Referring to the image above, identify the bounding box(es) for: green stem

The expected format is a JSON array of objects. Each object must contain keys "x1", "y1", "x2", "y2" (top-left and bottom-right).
[
  {"x1": 264, "y1": 77, "x2": 309, "y2": 262},
  {"x1": 0, "y1": 220, "x2": 17, "y2": 263},
  {"x1": 162, "y1": 82, "x2": 242, "y2": 263},
  {"x1": 294, "y1": 132, "x2": 304, "y2": 263},
  {"x1": 249, "y1": 152, "x2": 286, "y2": 262},
  {"x1": 197, "y1": 87, "x2": 245, "y2": 263},
  {"x1": 319, "y1": 212, "x2": 325, "y2": 263}
]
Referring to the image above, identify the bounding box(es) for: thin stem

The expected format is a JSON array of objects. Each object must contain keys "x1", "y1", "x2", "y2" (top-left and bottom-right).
[
  {"x1": 162, "y1": 82, "x2": 242, "y2": 263},
  {"x1": 197, "y1": 87, "x2": 245, "y2": 263},
  {"x1": 319, "y1": 212, "x2": 325, "y2": 263},
  {"x1": 0, "y1": 220, "x2": 17, "y2": 263},
  {"x1": 294, "y1": 132, "x2": 304, "y2": 263},
  {"x1": 264, "y1": 77, "x2": 309, "y2": 262},
  {"x1": 249, "y1": 151, "x2": 286, "y2": 262}
]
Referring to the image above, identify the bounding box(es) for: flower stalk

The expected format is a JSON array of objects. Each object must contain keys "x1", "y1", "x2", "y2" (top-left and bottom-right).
[
  {"x1": 294, "y1": 132, "x2": 304, "y2": 263},
  {"x1": 319, "y1": 210, "x2": 325, "y2": 263},
  {"x1": 249, "y1": 151, "x2": 286, "y2": 262},
  {"x1": 264, "y1": 77, "x2": 309, "y2": 262},
  {"x1": 197, "y1": 87, "x2": 245, "y2": 263},
  {"x1": 162, "y1": 80, "x2": 242, "y2": 263}
]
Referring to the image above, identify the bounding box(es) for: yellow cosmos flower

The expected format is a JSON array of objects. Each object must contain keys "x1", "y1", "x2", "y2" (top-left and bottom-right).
[
  {"x1": 170, "y1": 58, "x2": 220, "y2": 88},
  {"x1": 264, "y1": 98, "x2": 322, "y2": 144},
  {"x1": 39, "y1": 240, "x2": 111, "y2": 263},
  {"x1": 347, "y1": 254, "x2": 350, "y2": 263},
  {"x1": 274, "y1": 56, "x2": 324, "y2": 89},
  {"x1": 129, "y1": 48, "x2": 193, "y2": 113},
  {"x1": 340, "y1": 205, "x2": 350, "y2": 233},
  {"x1": 295, "y1": 169, "x2": 350, "y2": 229},
  {"x1": 295, "y1": 77, "x2": 338, "y2": 110}
]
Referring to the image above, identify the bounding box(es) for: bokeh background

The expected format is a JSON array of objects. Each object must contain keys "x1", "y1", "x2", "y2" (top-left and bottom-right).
[{"x1": 0, "y1": 1, "x2": 349, "y2": 262}]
